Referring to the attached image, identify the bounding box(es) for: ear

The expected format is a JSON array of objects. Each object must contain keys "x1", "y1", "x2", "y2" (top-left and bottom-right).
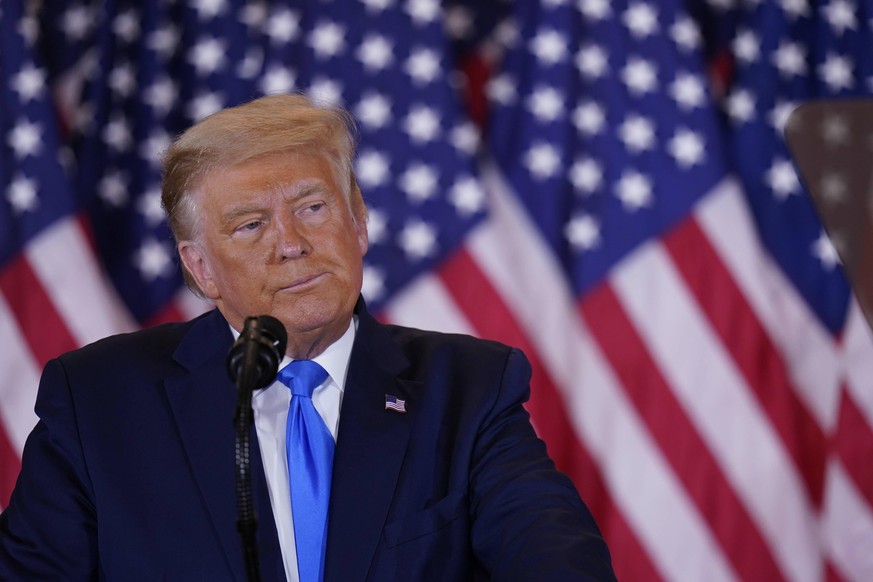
[{"x1": 178, "y1": 241, "x2": 220, "y2": 300}]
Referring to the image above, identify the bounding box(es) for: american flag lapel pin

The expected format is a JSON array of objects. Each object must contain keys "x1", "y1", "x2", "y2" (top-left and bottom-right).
[{"x1": 384, "y1": 394, "x2": 407, "y2": 413}]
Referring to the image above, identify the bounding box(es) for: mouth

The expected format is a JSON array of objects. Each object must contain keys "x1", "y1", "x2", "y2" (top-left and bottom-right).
[{"x1": 279, "y1": 272, "x2": 327, "y2": 292}]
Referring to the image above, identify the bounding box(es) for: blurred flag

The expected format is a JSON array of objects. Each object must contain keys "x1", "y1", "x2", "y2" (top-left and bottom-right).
[{"x1": 2, "y1": 1, "x2": 872, "y2": 581}]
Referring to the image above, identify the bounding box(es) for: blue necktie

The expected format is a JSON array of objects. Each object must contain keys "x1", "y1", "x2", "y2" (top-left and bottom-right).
[{"x1": 278, "y1": 360, "x2": 332, "y2": 582}]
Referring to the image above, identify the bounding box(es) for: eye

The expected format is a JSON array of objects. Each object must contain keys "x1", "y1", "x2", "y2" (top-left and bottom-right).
[
  {"x1": 238, "y1": 220, "x2": 263, "y2": 232},
  {"x1": 305, "y1": 202, "x2": 325, "y2": 213}
]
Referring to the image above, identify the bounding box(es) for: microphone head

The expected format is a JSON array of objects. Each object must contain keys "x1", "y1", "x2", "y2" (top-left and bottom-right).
[{"x1": 227, "y1": 315, "x2": 288, "y2": 389}]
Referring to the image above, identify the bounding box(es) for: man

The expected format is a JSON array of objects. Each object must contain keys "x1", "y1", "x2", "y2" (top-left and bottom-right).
[{"x1": 0, "y1": 94, "x2": 615, "y2": 581}]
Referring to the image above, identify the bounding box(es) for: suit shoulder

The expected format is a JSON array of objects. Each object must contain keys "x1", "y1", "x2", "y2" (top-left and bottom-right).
[{"x1": 384, "y1": 323, "x2": 524, "y2": 372}]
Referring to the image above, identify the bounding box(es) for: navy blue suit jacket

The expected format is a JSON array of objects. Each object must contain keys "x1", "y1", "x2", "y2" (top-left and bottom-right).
[{"x1": 0, "y1": 301, "x2": 614, "y2": 581}]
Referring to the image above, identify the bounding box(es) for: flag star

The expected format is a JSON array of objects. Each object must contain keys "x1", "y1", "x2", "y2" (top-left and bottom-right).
[
  {"x1": 144, "y1": 77, "x2": 178, "y2": 116},
  {"x1": 189, "y1": 37, "x2": 227, "y2": 76},
  {"x1": 260, "y1": 65, "x2": 296, "y2": 94},
  {"x1": 356, "y1": 150, "x2": 391, "y2": 188},
  {"x1": 307, "y1": 77, "x2": 343, "y2": 106},
  {"x1": 822, "y1": 115, "x2": 850, "y2": 146},
  {"x1": 403, "y1": 105, "x2": 441, "y2": 143},
  {"x1": 812, "y1": 230, "x2": 841, "y2": 269},
  {"x1": 366, "y1": 209, "x2": 388, "y2": 245},
  {"x1": 579, "y1": 0, "x2": 612, "y2": 21},
  {"x1": 772, "y1": 41, "x2": 806, "y2": 77},
  {"x1": 765, "y1": 158, "x2": 801, "y2": 199},
  {"x1": 266, "y1": 9, "x2": 300, "y2": 43},
  {"x1": 669, "y1": 128, "x2": 705, "y2": 168},
  {"x1": 104, "y1": 117, "x2": 132, "y2": 152},
  {"x1": 619, "y1": 115, "x2": 656, "y2": 153},
  {"x1": 238, "y1": 47, "x2": 263, "y2": 79},
  {"x1": 487, "y1": 74, "x2": 517, "y2": 105},
  {"x1": 192, "y1": 0, "x2": 228, "y2": 20},
  {"x1": 733, "y1": 29, "x2": 760, "y2": 64},
  {"x1": 355, "y1": 93, "x2": 393, "y2": 129},
  {"x1": 622, "y1": 57, "x2": 658, "y2": 96},
  {"x1": 188, "y1": 92, "x2": 224, "y2": 121},
  {"x1": 362, "y1": 0, "x2": 393, "y2": 12},
  {"x1": 109, "y1": 63, "x2": 136, "y2": 97},
  {"x1": 239, "y1": 3, "x2": 267, "y2": 28},
  {"x1": 670, "y1": 17, "x2": 701, "y2": 51},
  {"x1": 445, "y1": 6, "x2": 473, "y2": 39},
  {"x1": 309, "y1": 21, "x2": 346, "y2": 59},
  {"x1": 820, "y1": 172, "x2": 847, "y2": 202},
  {"x1": 8, "y1": 119, "x2": 42, "y2": 158},
  {"x1": 357, "y1": 35, "x2": 395, "y2": 71},
  {"x1": 576, "y1": 44, "x2": 609, "y2": 79},
  {"x1": 670, "y1": 73, "x2": 706, "y2": 110},
  {"x1": 405, "y1": 48, "x2": 441, "y2": 84},
  {"x1": 361, "y1": 264, "x2": 386, "y2": 301},
  {"x1": 769, "y1": 100, "x2": 795, "y2": 133},
  {"x1": 822, "y1": 0, "x2": 857, "y2": 35},
  {"x1": 623, "y1": 3, "x2": 659, "y2": 39},
  {"x1": 137, "y1": 187, "x2": 167, "y2": 227},
  {"x1": 399, "y1": 220, "x2": 438, "y2": 260},
  {"x1": 135, "y1": 238, "x2": 174, "y2": 281},
  {"x1": 62, "y1": 5, "x2": 93, "y2": 41},
  {"x1": 113, "y1": 9, "x2": 140, "y2": 43},
  {"x1": 405, "y1": 0, "x2": 441, "y2": 26},
  {"x1": 570, "y1": 157, "x2": 603, "y2": 194},
  {"x1": 725, "y1": 88, "x2": 756, "y2": 124},
  {"x1": 819, "y1": 53, "x2": 854, "y2": 92},
  {"x1": 573, "y1": 101, "x2": 606, "y2": 136},
  {"x1": 527, "y1": 86, "x2": 565, "y2": 122},
  {"x1": 11, "y1": 64, "x2": 46, "y2": 102},
  {"x1": 450, "y1": 122, "x2": 480, "y2": 154},
  {"x1": 529, "y1": 29, "x2": 568, "y2": 65},
  {"x1": 615, "y1": 170, "x2": 653, "y2": 210},
  {"x1": 495, "y1": 19, "x2": 520, "y2": 49},
  {"x1": 524, "y1": 142, "x2": 562, "y2": 180},
  {"x1": 565, "y1": 214, "x2": 600, "y2": 251},
  {"x1": 6, "y1": 175, "x2": 39, "y2": 214},
  {"x1": 140, "y1": 130, "x2": 172, "y2": 166},
  {"x1": 780, "y1": 0, "x2": 810, "y2": 19},
  {"x1": 400, "y1": 163, "x2": 439, "y2": 202},
  {"x1": 99, "y1": 171, "x2": 129, "y2": 207},
  {"x1": 147, "y1": 25, "x2": 180, "y2": 60},
  {"x1": 450, "y1": 177, "x2": 486, "y2": 216}
]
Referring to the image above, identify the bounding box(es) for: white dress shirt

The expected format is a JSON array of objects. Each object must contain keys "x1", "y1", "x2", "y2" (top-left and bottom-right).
[{"x1": 233, "y1": 317, "x2": 356, "y2": 582}]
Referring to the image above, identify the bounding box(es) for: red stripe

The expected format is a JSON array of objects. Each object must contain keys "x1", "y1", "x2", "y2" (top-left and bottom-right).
[
  {"x1": 825, "y1": 559, "x2": 847, "y2": 582},
  {"x1": 833, "y1": 387, "x2": 873, "y2": 508},
  {"x1": 0, "y1": 423, "x2": 22, "y2": 508},
  {"x1": 665, "y1": 217, "x2": 827, "y2": 506},
  {"x1": 0, "y1": 254, "x2": 79, "y2": 369},
  {"x1": 581, "y1": 280, "x2": 786, "y2": 582},
  {"x1": 437, "y1": 248, "x2": 662, "y2": 582}
]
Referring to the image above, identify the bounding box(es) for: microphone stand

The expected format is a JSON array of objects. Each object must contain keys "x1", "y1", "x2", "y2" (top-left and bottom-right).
[{"x1": 234, "y1": 337, "x2": 262, "y2": 582}]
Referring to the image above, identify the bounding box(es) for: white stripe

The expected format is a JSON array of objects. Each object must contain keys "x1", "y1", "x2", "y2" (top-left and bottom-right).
[
  {"x1": 612, "y1": 238, "x2": 821, "y2": 582},
  {"x1": 841, "y1": 301, "x2": 873, "y2": 426},
  {"x1": 25, "y1": 217, "x2": 135, "y2": 345},
  {"x1": 695, "y1": 179, "x2": 841, "y2": 431},
  {"x1": 821, "y1": 459, "x2": 873, "y2": 582},
  {"x1": 468, "y1": 165, "x2": 737, "y2": 582},
  {"x1": 383, "y1": 272, "x2": 476, "y2": 335},
  {"x1": 0, "y1": 293, "x2": 40, "y2": 454}
]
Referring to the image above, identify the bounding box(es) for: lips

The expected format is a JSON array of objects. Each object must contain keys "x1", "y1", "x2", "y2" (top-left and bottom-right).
[{"x1": 280, "y1": 272, "x2": 326, "y2": 291}]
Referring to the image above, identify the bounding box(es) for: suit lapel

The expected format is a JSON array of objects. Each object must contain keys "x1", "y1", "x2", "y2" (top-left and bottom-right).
[
  {"x1": 163, "y1": 310, "x2": 254, "y2": 581},
  {"x1": 324, "y1": 304, "x2": 421, "y2": 582}
]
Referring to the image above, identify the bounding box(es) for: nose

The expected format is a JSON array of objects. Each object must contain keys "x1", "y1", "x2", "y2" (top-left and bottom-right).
[{"x1": 274, "y1": 211, "x2": 312, "y2": 260}]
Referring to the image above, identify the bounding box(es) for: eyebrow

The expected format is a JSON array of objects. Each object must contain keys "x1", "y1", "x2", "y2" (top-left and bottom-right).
[{"x1": 218, "y1": 180, "x2": 330, "y2": 229}]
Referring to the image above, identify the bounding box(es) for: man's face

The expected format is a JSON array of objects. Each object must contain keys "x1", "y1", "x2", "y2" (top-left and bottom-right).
[{"x1": 179, "y1": 149, "x2": 368, "y2": 357}]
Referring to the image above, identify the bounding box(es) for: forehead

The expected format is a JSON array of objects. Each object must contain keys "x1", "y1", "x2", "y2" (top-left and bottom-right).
[{"x1": 200, "y1": 149, "x2": 339, "y2": 200}]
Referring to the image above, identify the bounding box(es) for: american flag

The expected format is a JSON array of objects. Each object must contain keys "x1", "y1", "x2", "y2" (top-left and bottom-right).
[{"x1": 2, "y1": 0, "x2": 872, "y2": 580}]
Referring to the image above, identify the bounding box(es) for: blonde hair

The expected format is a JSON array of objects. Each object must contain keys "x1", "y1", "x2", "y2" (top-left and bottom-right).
[{"x1": 161, "y1": 93, "x2": 364, "y2": 293}]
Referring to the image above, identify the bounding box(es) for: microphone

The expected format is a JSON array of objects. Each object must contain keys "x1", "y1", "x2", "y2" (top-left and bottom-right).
[
  {"x1": 226, "y1": 315, "x2": 287, "y2": 582},
  {"x1": 227, "y1": 315, "x2": 288, "y2": 389}
]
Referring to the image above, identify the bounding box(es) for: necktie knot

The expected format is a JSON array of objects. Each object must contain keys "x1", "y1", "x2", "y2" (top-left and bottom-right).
[{"x1": 278, "y1": 359, "x2": 328, "y2": 398}]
